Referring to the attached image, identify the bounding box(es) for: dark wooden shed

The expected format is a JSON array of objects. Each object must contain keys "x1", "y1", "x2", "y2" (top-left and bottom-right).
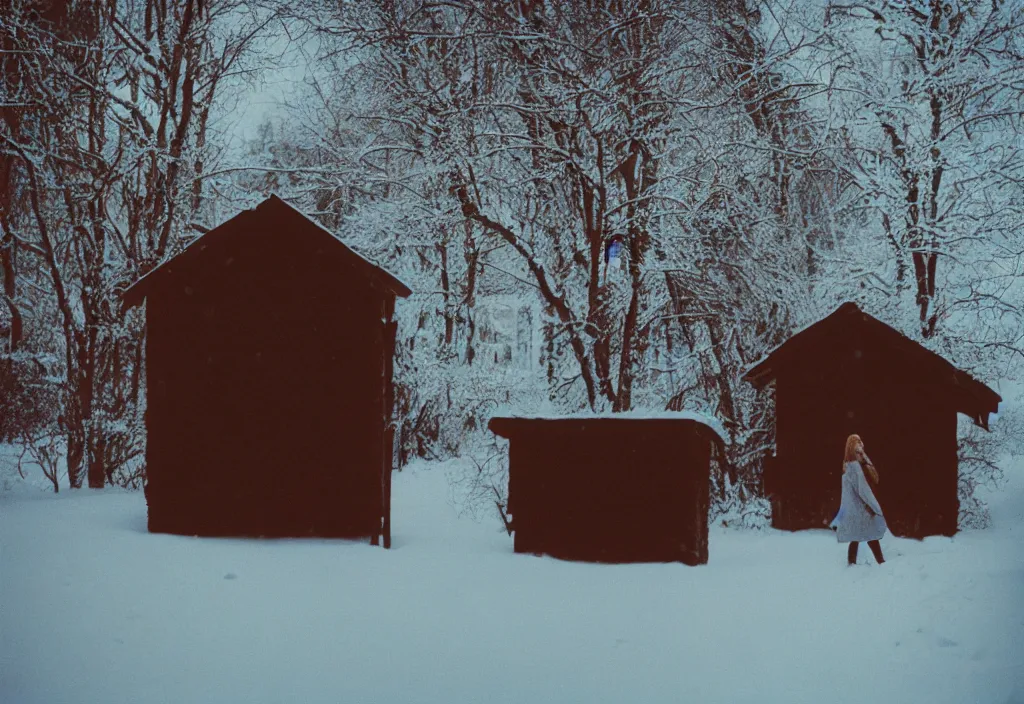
[
  {"x1": 744, "y1": 302, "x2": 1001, "y2": 538},
  {"x1": 488, "y1": 413, "x2": 726, "y2": 565},
  {"x1": 122, "y1": 195, "x2": 410, "y2": 545}
]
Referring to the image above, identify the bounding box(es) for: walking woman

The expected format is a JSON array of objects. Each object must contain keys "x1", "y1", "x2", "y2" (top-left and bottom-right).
[{"x1": 833, "y1": 434, "x2": 887, "y2": 565}]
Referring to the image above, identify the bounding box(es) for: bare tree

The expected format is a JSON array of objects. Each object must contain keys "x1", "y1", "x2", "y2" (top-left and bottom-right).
[
  {"x1": 298, "y1": 1, "x2": 771, "y2": 415},
  {"x1": 18, "y1": 427, "x2": 64, "y2": 493},
  {"x1": 0, "y1": 0, "x2": 275, "y2": 487},
  {"x1": 826, "y1": 0, "x2": 1024, "y2": 338}
]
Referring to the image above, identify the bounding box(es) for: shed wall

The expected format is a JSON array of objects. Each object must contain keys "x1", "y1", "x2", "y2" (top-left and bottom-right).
[
  {"x1": 504, "y1": 420, "x2": 711, "y2": 564},
  {"x1": 769, "y1": 341, "x2": 959, "y2": 537},
  {"x1": 144, "y1": 222, "x2": 389, "y2": 538}
]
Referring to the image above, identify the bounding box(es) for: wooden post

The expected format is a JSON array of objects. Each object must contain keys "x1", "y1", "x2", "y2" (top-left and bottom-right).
[
  {"x1": 383, "y1": 426, "x2": 393, "y2": 549},
  {"x1": 381, "y1": 295, "x2": 397, "y2": 549}
]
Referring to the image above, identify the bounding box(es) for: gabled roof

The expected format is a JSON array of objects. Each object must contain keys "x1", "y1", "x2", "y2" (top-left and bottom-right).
[
  {"x1": 743, "y1": 302, "x2": 1001, "y2": 429},
  {"x1": 122, "y1": 194, "x2": 411, "y2": 308}
]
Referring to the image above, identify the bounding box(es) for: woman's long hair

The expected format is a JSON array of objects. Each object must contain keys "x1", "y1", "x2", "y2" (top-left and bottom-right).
[{"x1": 844, "y1": 434, "x2": 879, "y2": 483}]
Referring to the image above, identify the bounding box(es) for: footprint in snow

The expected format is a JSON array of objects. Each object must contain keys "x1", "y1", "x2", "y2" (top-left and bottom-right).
[{"x1": 224, "y1": 573, "x2": 237, "y2": 580}]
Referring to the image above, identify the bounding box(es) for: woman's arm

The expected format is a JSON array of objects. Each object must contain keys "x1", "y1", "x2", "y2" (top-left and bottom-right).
[{"x1": 854, "y1": 466, "x2": 884, "y2": 516}]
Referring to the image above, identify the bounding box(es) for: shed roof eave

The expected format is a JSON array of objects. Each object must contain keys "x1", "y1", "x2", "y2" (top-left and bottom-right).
[
  {"x1": 742, "y1": 362, "x2": 775, "y2": 388},
  {"x1": 121, "y1": 283, "x2": 148, "y2": 310},
  {"x1": 958, "y1": 396, "x2": 1000, "y2": 431}
]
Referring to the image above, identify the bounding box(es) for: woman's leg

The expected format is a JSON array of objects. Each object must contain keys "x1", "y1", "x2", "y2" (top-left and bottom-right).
[
  {"x1": 868, "y1": 540, "x2": 885, "y2": 564},
  {"x1": 847, "y1": 541, "x2": 859, "y2": 564}
]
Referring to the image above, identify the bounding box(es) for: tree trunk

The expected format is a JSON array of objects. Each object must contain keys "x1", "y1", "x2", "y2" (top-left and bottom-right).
[
  {"x1": 462, "y1": 222, "x2": 479, "y2": 364},
  {"x1": 0, "y1": 238, "x2": 21, "y2": 351},
  {"x1": 66, "y1": 423, "x2": 84, "y2": 489},
  {"x1": 614, "y1": 277, "x2": 642, "y2": 412},
  {"x1": 436, "y1": 241, "x2": 454, "y2": 346},
  {"x1": 705, "y1": 318, "x2": 739, "y2": 484},
  {"x1": 87, "y1": 432, "x2": 106, "y2": 488}
]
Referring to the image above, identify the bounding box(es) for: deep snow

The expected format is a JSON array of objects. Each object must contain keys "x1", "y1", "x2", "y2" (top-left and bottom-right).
[{"x1": 2, "y1": 459, "x2": 1023, "y2": 704}]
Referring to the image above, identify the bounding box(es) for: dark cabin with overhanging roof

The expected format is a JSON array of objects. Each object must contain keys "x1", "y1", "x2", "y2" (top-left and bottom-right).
[
  {"x1": 122, "y1": 195, "x2": 410, "y2": 545},
  {"x1": 744, "y1": 302, "x2": 1001, "y2": 538}
]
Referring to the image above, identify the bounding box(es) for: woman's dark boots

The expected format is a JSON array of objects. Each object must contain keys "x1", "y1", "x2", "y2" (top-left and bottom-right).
[
  {"x1": 848, "y1": 540, "x2": 885, "y2": 565},
  {"x1": 868, "y1": 540, "x2": 885, "y2": 564}
]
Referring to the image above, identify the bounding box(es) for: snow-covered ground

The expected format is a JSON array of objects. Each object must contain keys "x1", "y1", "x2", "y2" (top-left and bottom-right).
[{"x1": 2, "y1": 459, "x2": 1023, "y2": 704}]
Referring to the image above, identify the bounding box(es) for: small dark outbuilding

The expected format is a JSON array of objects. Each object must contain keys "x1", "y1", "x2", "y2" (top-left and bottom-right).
[
  {"x1": 122, "y1": 195, "x2": 410, "y2": 545},
  {"x1": 488, "y1": 413, "x2": 726, "y2": 565},
  {"x1": 744, "y1": 302, "x2": 1001, "y2": 538}
]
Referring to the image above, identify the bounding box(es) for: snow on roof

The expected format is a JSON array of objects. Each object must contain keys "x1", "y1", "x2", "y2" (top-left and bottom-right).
[{"x1": 489, "y1": 408, "x2": 729, "y2": 445}]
